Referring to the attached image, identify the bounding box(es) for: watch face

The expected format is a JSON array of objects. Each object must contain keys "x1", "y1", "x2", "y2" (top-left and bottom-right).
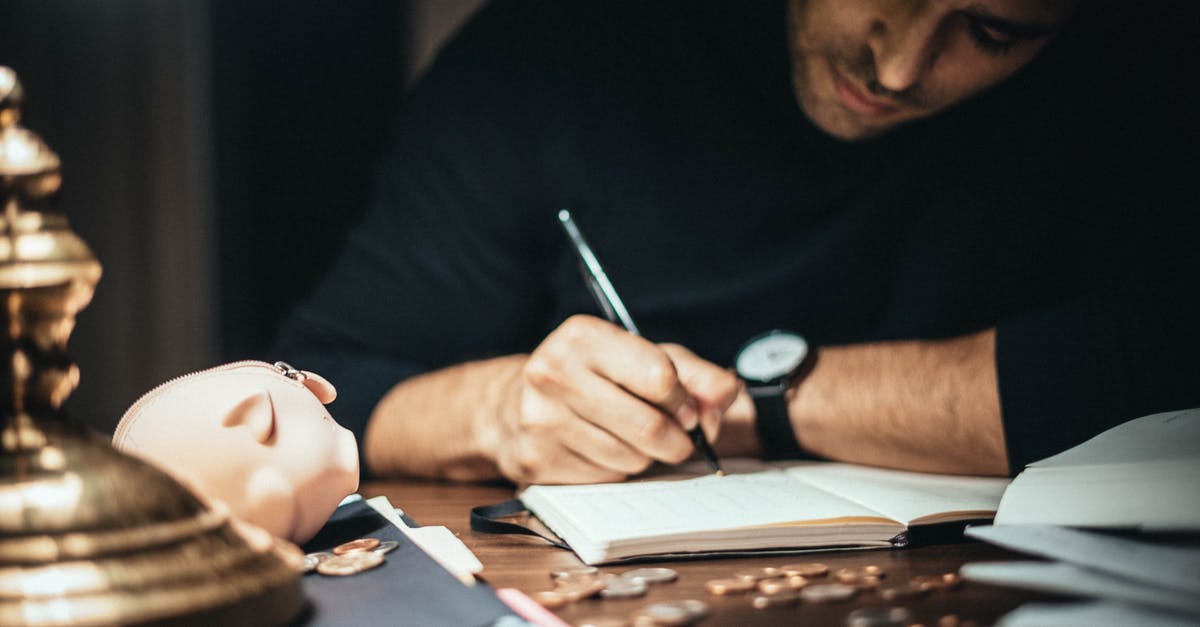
[{"x1": 736, "y1": 331, "x2": 809, "y2": 384}]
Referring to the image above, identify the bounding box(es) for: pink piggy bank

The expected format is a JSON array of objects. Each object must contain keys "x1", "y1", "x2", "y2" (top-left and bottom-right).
[{"x1": 113, "y1": 361, "x2": 359, "y2": 544}]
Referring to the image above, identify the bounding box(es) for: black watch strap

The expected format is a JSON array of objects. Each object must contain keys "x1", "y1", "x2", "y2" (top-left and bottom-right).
[{"x1": 752, "y1": 391, "x2": 805, "y2": 460}]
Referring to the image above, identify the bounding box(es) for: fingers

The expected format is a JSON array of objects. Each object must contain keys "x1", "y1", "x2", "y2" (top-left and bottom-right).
[
  {"x1": 525, "y1": 329, "x2": 696, "y2": 461},
  {"x1": 659, "y1": 343, "x2": 742, "y2": 441},
  {"x1": 494, "y1": 316, "x2": 744, "y2": 484}
]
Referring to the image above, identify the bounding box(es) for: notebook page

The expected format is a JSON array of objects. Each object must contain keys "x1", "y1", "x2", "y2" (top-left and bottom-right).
[
  {"x1": 520, "y1": 469, "x2": 892, "y2": 544},
  {"x1": 790, "y1": 463, "x2": 1008, "y2": 525}
]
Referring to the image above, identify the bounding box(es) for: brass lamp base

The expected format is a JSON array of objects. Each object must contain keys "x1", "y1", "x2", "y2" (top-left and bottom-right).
[{"x1": 0, "y1": 422, "x2": 308, "y2": 627}]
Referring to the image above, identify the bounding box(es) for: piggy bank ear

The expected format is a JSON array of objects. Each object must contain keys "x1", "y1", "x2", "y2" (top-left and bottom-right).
[
  {"x1": 220, "y1": 389, "x2": 276, "y2": 444},
  {"x1": 300, "y1": 371, "x2": 337, "y2": 404}
]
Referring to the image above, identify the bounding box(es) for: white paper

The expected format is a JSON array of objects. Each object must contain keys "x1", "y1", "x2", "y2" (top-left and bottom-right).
[
  {"x1": 997, "y1": 601, "x2": 1200, "y2": 627},
  {"x1": 995, "y1": 408, "x2": 1200, "y2": 530},
  {"x1": 960, "y1": 561, "x2": 1200, "y2": 614},
  {"x1": 795, "y1": 463, "x2": 1008, "y2": 524},
  {"x1": 366, "y1": 495, "x2": 483, "y2": 584},
  {"x1": 966, "y1": 524, "x2": 1200, "y2": 594},
  {"x1": 1029, "y1": 408, "x2": 1200, "y2": 468}
]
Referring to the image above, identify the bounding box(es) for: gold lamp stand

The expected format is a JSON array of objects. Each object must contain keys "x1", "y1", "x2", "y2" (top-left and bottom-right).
[{"x1": 0, "y1": 67, "x2": 308, "y2": 626}]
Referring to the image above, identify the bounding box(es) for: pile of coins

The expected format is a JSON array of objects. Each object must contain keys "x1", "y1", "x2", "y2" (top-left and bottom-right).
[
  {"x1": 302, "y1": 537, "x2": 401, "y2": 577},
  {"x1": 533, "y1": 566, "x2": 711, "y2": 626},
  {"x1": 702, "y1": 562, "x2": 966, "y2": 615}
]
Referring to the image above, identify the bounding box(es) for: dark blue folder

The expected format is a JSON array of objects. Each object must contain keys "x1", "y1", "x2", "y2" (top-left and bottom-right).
[{"x1": 298, "y1": 500, "x2": 517, "y2": 627}]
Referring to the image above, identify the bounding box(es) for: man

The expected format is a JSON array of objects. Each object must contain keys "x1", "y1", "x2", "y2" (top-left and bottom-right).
[{"x1": 276, "y1": 0, "x2": 1198, "y2": 484}]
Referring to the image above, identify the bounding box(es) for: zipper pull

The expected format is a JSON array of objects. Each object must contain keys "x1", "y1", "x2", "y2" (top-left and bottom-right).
[{"x1": 273, "y1": 361, "x2": 307, "y2": 382}]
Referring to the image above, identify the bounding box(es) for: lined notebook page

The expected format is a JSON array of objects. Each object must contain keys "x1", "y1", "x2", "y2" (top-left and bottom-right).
[
  {"x1": 520, "y1": 469, "x2": 891, "y2": 543},
  {"x1": 792, "y1": 463, "x2": 1008, "y2": 525}
]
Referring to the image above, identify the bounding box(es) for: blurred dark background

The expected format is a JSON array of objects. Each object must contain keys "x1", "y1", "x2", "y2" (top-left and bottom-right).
[{"x1": 0, "y1": 0, "x2": 484, "y2": 433}]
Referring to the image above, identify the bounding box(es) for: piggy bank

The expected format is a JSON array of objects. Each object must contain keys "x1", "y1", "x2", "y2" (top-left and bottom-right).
[{"x1": 113, "y1": 361, "x2": 360, "y2": 543}]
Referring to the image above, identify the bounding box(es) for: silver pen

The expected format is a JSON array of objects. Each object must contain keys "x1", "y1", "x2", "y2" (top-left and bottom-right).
[{"x1": 557, "y1": 209, "x2": 724, "y2": 476}]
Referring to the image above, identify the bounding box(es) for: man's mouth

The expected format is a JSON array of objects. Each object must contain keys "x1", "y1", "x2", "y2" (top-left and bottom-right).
[{"x1": 829, "y1": 62, "x2": 900, "y2": 118}]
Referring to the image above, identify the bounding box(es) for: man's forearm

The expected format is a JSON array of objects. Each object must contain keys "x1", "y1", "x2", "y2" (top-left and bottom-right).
[
  {"x1": 791, "y1": 328, "x2": 1008, "y2": 476},
  {"x1": 363, "y1": 355, "x2": 525, "y2": 481}
]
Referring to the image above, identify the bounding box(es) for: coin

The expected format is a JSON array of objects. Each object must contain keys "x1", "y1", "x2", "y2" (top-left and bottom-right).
[
  {"x1": 677, "y1": 599, "x2": 708, "y2": 618},
  {"x1": 751, "y1": 590, "x2": 799, "y2": 609},
  {"x1": 302, "y1": 551, "x2": 334, "y2": 573},
  {"x1": 332, "y1": 537, "x2": 382, "y2": 555},
  {"x1": 779, "y1": 562, "x2": 829, "y2": 577},
  {"x1": 532, "y1": 590, "x2": 568, "y2": 609},
  {"x1": 878, "y1": 582, "x2": 928, "y2": 601},
  {"x1": 372, "y1": 540, "x2": 400, "y2": 555},
  {"x1": 551, "y1": 565, "x2": 599, "y2": 580},
  {"x1": 913, "y1": 573, "x2": 961, "y2": 591},
  {"x1": 854, "y1": 575, "x2": 883, "y2": 590},
  {"x1": 622, "y1": 567, "x2": 678, "y2": 584},
  {"x1": 600, "y1": 574, "x2": 648, "y2": 598},
  {"x1": 799, "y1": 583, "x2": 858, "y2": 603},
  {"x1": 846, "y1": 606, "x2": 913, "y2": 627},
  {"x1": 732, "y1": 566, "x2": 781, "y2": 581},
  {"x1": 558, "y1": 577, "x2": 607, "y2": 602},
  {"x1": 704, "y1": 578, "x2": 757, "y2": 595},
  {"x1": 757, "y1": 575, "x2": 807, "y2": 594},
  {"x1": 315, "y1": 551, "x2": 385, "y2": 576},
  {"x1": 577, "y1": 618, "x2": 630, "y2": 627},
  {"x1": 834, "y1": 565, "x2": 885, "y2": 583},
  {"x1": 937, "y1": 615, "x2": 961, "y2": 627},
  {"x1": 635, "y1": 603, "x2": 692, "y2": 626}
]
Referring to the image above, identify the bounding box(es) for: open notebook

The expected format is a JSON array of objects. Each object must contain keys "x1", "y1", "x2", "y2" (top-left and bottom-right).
[{"x1": 520, "y1": 460, "x2": 1009, "y2": 565}]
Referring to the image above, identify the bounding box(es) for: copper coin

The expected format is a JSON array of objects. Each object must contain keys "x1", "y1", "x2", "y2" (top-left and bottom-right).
[
  {"x1": 532, "y1": 590, "x2": 568, "y2": 609},
  {"x1": 855, "y1": 575, "x2": 884, "y2": 590},
  {"x1": 751, "y1": 590, "x2": 799, "y2": 609},
  {"x1": 705, "y1": 578, "x2": 757, "y2": 595},
  {"x1": 835, "y1": 565, "x2": 885, "y2": 582},
  {"x1": 846, "y1": 606, "x2": 913, "y2": 627},
  {"x1": 799, "y1": 583, "x2": 858, "y2": 603},
  {"x1": 779, "y1": 562, "x2": 829, "y2": 577},
  {"x1": 315, "y1": 551, "x2": 385, "y2": 576},
  {"x1": 732, "y1": 566, "x2": 781, "y2": 581},
  {"x1": 913, "y1": 573, "x2": 961, "y2": 591},
  {"x1": 332, "y1": 537, "x2": 382, "y2": 555},
  {"x1": 878, "y1": 582, "x2": 928, "y2": 601},
  {"x1": 937, "y1": 615, "x2": 961, "y2": 627},
  {"x1": 758, "y1": 575, "x2": 808, "y2": 594}
]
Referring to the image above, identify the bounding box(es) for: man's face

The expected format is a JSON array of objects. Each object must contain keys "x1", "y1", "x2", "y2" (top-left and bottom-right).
[{"x1": 787, "y1": 0, "x2": 1078, "y2": 140}]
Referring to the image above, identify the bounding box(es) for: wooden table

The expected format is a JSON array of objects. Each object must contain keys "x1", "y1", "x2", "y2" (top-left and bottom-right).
[{"x1": 364, "y1": 479, "x2": 1061, "y2": 626}]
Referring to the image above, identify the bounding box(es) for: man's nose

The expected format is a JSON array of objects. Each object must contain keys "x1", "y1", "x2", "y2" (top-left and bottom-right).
[{"x1": 867, "y1": 12, "x2": 940, "y2": 93}]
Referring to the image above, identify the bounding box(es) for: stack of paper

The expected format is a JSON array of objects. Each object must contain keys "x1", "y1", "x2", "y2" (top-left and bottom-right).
[
  {"x1": 962, "y1": 525, "x2": 1200, "y2": 618},
  {"x1": 962, "y1": 407, "x2": 1200, "y2": 626},
  {"x1": 993, "y1": 408, "x2": 1200, "y2": 530}
]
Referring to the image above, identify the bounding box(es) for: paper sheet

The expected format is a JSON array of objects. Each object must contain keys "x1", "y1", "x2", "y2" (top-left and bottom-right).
[
  {"x1": 367, "y1": 495, "x2": 483, "y2": 585},
  {"x1": 794, "y1": 463, "x2": 1008, "y2": 524},
  {"x1": 966, "y1": 524, "x2": 1200, "y2": 594},
  {"x1": 960, "y1": 561, "x2": 1200, "y2": 614},
  {"x1": 997, "y1": 601, "x2": 1200, "y2": 627}
]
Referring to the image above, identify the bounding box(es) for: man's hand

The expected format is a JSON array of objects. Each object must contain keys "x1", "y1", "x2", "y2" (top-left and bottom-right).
[{"x1": 485, "y1": 315, "x2": 740, "y2": 484}]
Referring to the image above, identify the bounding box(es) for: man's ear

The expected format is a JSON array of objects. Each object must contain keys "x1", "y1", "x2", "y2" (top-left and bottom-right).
[{"x1": 220, "y1": 389, "x2": 276, "y2": 444}]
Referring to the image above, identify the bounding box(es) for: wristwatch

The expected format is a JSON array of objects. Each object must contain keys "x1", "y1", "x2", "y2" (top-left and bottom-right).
[{"x1": 734, "y1": 330, "x2": 818, "y2": 459}]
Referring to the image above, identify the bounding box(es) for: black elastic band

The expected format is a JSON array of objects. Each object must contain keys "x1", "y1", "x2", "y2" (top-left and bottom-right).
[{"x1": 469, "y1": 499, "x2": 571, "y2": 550}]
